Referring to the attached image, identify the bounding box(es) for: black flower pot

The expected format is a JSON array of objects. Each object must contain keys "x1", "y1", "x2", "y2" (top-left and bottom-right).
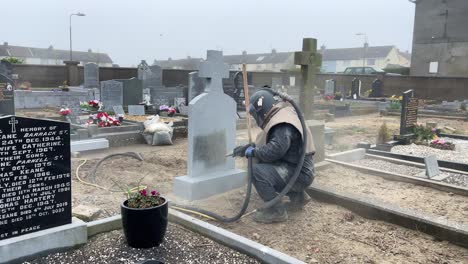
[{"x1": 121, "y1": 197, "x2": 168, "y2": 248}]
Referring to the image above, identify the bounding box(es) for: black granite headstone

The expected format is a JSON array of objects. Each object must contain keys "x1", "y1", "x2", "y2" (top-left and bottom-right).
[
  {"x1": 370, "y1": 78, "x2": 383, "y2": 97},
  {"x1": 400, "y1": 89, "x2": 418, "y2": 135},
  {"x1": 0, "y1": 116, "x2": 71, "y2": 240},
  {"x1": 0, "y1": 74, "x2": 15, "y2": 116}
]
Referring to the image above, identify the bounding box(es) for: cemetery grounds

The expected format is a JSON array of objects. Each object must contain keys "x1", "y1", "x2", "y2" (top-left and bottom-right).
[{"x1": 63, "y1": 112, "x2": 468, "y2": 264}]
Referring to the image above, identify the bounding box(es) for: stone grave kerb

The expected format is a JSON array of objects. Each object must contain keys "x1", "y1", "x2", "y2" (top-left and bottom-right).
[
  {"x1": 198, "y1": 50, "x2": 229, "y2": 93},
  {"x1": 294, "y1": 38, "x2": 322, "y2": 119}
]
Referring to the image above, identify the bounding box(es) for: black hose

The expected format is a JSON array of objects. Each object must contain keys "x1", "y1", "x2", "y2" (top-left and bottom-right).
[{"x1": 172, "y1": 88, "x2": 308, "y2": 222}]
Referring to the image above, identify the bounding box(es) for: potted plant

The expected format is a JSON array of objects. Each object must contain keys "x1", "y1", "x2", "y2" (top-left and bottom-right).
[{"x1": 121, "y1": 186, "x2": 168, "y2": 248}]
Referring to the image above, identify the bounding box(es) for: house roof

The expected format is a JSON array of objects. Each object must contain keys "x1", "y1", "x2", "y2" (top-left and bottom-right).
[
  {"x1": 319, "y1": 46, "x2": 395, "y2": 61},
  {"x1": 155, "y1": 57, "x2": 203, "y2": 70},
  {"x1": 0, "y1": 44, "x2": 113, "y2": 63},
  {"x1": 223, "y1": 51, "x2": 292, "y2": 65}
]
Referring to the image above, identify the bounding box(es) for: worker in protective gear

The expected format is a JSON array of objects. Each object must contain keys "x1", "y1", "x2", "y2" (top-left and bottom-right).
[{"x1": 233, "y1": 89, "x2": 315, "y2": 223}]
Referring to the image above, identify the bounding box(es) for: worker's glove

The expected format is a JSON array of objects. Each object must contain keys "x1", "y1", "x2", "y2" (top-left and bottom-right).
[
  {"x1": 245, "y1": 146, "x2": 255, "y2": 158},
  {"x1": 233, "y1": 143, "x2": 255, "y2": 157}
]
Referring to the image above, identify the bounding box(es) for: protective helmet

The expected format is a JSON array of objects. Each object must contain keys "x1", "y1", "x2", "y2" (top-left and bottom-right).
[{"x1": 248, "y1": 89, "x2": 280, "y2": 128}]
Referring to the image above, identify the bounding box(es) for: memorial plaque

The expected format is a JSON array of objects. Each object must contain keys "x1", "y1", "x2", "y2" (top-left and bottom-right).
[
  {"x1": 128, "y1": 105, "x2": 145, "y2": 116},
  {"x1": 424, "y1": 155, "x2": 440, "y2": 178},
  {"x1": 400, "y1": 90, "x2": 419, "y2": 135},
  {"x1": 113, "y1": 105, "x2": 125, "y2": 116},
  {"x1": 101, "y1": 80, "x2": 123, "y2": 111},
  {"x1": 0, "y1": 116, "x2": 71, "y2": 240},
  {"x1": 0, "y1": 74, "x2": 15, "y2": 116}
]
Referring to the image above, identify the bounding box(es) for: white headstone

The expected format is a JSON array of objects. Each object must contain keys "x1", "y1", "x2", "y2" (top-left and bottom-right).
[
  {"x1": 173, "y1": 50, "x2": 245, "y2": 200},
  {"x1": 113, "y1": 105, "x2": 125, "y2": 116},
  {"x1": 324, "y1": 79, "x2": 335, "y2": 96}
]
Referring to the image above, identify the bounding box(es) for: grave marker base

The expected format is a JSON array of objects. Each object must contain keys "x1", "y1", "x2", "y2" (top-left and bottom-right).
[
  {"x1": 0, "y1": 218, "x2": 87, "y2": 264},
  {"x1": 173, "y1": 169, "x2": 246, "y2": 200}
]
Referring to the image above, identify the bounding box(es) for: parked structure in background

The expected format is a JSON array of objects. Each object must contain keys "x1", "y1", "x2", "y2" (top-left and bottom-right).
[
  {"x1": 155, "y1": 46, "x2": 410, "y2": 73},
  {"x1": 0, "y1": 42, "x2": 113, "y2": 67},
  {"x1": 410, "y1": 0, "x2": 468, "y2": 77}
]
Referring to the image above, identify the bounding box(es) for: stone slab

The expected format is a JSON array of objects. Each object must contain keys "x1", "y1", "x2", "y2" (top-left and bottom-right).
[
  {"x1": 425, "y1": 155, "x2": 440, "y2": 178},
  {"x1": 71, "y1": 138, "x2": 109, "y2": 152},
  {"x1": 306, "y1": 120, "x2": 325, "y2": 162},
  {"x1": 0, "y1": 218, "x2": 87, "y2": 264},
  {"x1": 128, "y1": 105, "x2": 145, "y2": 115},
  {"x1": 173, "y1": 169, "x2": 246, "y2": 200},
  {"x1": 326, "y1": 148, "x2": 366, "y2": 162},
  {"x1": 87, "y1": 215, "x2": 122, "y2": 238}
]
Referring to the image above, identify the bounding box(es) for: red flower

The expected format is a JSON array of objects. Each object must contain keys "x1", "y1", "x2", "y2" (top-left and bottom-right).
[
  {"x1": 140, "y1": 189, "x2": 147, "y2": 196},
  {"x1": 151, "y1": 190, "x2": 159, "y2": 196}
]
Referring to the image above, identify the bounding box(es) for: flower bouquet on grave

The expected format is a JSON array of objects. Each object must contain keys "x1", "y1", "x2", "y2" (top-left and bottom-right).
[
  {"x1": 87, "y1": 112, "x2": 121, "y2": 127},
  {"x1": 430, "y1": 137, "x2": 455, "y2": 151},
  {"x1": 159, "y1": 105, "x2": 177, "y2": 117},
  {"x1": 88, "y1": 100, "x2": 101, "y2": 111},
  {"x1": 115, "y1": 177, "x2": 168, "y2": 248},
  {"x1": 59, "y1": 107, "x2": 71, "y2": 116},
  {"x1": 323, "y1": 95, "x2": 334, "y2": 101},
  {"x1": 334, "y1": 92, "x2": 342, "y2": 101}
]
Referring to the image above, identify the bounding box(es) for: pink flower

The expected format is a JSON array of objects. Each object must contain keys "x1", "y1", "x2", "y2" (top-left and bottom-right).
[
  {"x1": 151, "y1": 190, "x2": 160, "y2": 196},
  {"x1": 140, "y1": 189, "x2": 147, "y2": 196}
]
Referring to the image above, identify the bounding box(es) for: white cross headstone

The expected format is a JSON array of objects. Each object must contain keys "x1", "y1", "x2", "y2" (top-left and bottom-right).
[{"x1": 173, "y1": 50, "x2": 245, "y2": 201}]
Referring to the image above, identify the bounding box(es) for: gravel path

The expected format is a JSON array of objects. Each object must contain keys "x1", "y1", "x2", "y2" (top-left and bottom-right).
[
  {"x1": 443, "y1": 174, "x2": 468, "y2": 188},
  {"x1": 391, "y1": 143, "x2": 468, "y2": 164},
  {"x1": 352, "y1": 158, "x2": 425, "y2": 177},
  {"x1": 24, "y1": 224, "x2": 259, "y2": 264}
]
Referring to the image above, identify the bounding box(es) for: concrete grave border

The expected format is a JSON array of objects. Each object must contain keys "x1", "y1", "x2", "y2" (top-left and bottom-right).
[
  {"x1": 306, "y1": 184, "x2": 468, "y2": 248},
  {"x1": 83, "y1": 210, "x2": 305, "y2": 264},
  {"x1": 325, "y1": 148, "x2": 468, "y2": 197}
]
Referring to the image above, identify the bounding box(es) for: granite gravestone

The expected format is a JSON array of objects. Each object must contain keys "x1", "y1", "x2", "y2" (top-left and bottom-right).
[
  {"x1": 188, "y1": 71, "x2": 205, "y2": 102},
  {"x1": 424, "y1": 155, "x2": 440, "y2": 178},
  {"x1": 84, "y1": 63, "x2": 99, "y2": 88},
  {"x1": 370, "y1": 78, "x2": 384, "y2": 97},
  {"x1": 400, "y1": 89, "x2": 418, "y2": 135},
  {"x1": 173, "y1": 50, "x2": 245, "y2": 201},
  {"x1": 128, "y1": 105, "x2": 145, "y2": 116},
  {"x1": 0, "y1": 116, "x2": 71, "y2": 240},
  {"x1": 62, "y1": 99, "x2": 83, "y2": 124},
  {"x1": 0, "y1": 74, "x2": 15, "y2": 115},
  {"x1": 150, "y1": 86, "x2": 184, "y2": 107},
  {"x1": 324, "y1": 79, "x2": 335, "y2": 96},
  {"x1": 113, "y1": 105, "x2": 125, "y2": 116},
  {"x1": 351, "y1": 78, "x2": 361, "y2": 99},
  {"x1": 138, "y1": 61, "x2": 162, "y2": 89},
  {"x1": 294, "y1": 38, "x2": 322, "y2": 119},
  {"x1": 100, "y1": 80, "x2": 123, "y2": 111},
  {"x1": 115, "y1": 78, "x2": 143, "y2": 106}
]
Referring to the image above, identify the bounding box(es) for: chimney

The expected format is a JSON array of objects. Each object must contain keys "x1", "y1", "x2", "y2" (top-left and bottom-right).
[
  {"x1": 168, "y1": 57, "x2": 172, "y2": 61},
  {"x1": 48, "y1": 45, "x2": 53, "y2": 50},
  {"x1": 3, "y1": 42, "x2": 8, "y2": 47},
  {"x1": 364, "y1": 42, "x2": 369, "y2": 49},
  {"x1": 320, "y1": 45, "x2": 326, "y2": 52},
  {"x1": 88, "y1": 49, "x2": 92, "y2": 53},
  {"x1": 187, "y1": 55, "x2": 191, "y2": 59},
  {"x1": 242, "y1": 50, "x2": 247, "y2": 56},
  {"x1": 271, "y1": 49, "x2": 277, "y2": 54}
]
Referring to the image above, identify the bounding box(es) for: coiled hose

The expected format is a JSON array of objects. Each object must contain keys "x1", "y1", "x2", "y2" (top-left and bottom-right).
[{"x1": 172, "y1": 88, "x2": 307, "y2": 222}]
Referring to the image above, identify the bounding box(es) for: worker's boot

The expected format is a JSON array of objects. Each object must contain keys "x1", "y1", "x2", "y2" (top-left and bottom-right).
[
  {"x1": 286, "y1": 191, "x2": 311, "y2": 212},
  {"x1": 253, "y1": 203, "x2": 288, "y2": 224}
]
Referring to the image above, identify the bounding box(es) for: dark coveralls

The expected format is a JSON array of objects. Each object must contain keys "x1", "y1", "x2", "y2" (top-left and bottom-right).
[{"x1": 252, "y1": 123, "x2": 315, "y2": 202}]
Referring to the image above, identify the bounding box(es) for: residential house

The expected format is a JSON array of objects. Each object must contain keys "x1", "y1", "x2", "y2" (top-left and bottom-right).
[
  {"x1": 319, "y1": 45, "x2": 411, "y2": 73},
  {"x1": 223, "y1": 50, "x2": 294, "y2": 72},
  {"x1": 410, "y1": 0, "x2": 468, "y2": 77},
  {"x1": 0, "y1": 42, "x2": 113, "y2": 67}
]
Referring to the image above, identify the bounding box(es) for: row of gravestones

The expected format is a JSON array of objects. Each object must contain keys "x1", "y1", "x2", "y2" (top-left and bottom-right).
[
  {"x1": 324, "y1": 78, "x2": 384, "y2": 99},
  {"x1": 0, "y1": 61, "x2": 15, "y2": 116}
]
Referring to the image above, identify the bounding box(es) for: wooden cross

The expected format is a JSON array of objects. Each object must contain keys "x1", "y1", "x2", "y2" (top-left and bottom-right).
[
  {"x1": 294, "y1": 38, "x2": 322, "y2": 119},
  {"x1": 9, "y1": 116, "x2": 18, "y2": 133},
  {"x1": 198, "y1": 50, "x2": 229, "y2": 93}
]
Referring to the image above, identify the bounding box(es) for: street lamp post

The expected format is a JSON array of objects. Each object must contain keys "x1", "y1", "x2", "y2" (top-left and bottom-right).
[
  {"x1": 69, "y1": 12, "x2": 86, "y2": 61},
  {"x1": 356, "y1": 33, "x2": 368, "y2": 70}
]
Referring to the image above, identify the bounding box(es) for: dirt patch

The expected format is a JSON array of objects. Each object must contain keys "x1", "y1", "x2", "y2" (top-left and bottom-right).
[{"x1": 316, "y1": 164, "x2": 468, "y2": 225}]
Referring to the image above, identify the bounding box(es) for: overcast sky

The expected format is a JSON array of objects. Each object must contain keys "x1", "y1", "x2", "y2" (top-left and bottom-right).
[{"x1": 2, "y1": 0, "x2": 415, "y2": 66}]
